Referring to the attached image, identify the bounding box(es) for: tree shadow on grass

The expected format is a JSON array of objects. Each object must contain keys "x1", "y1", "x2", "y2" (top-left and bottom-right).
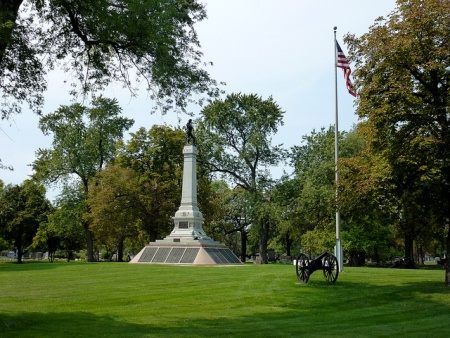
[
  {"x1": 0, "y1": 260, "x2": 63, "y2": 272},
  {"x1": 0, "y1": 311, "x2": 153, "y2": 338},
  {"x1": 291, "y1": 279, "x2": 449, "y2": 310},
  {"x1": 1, "y1": 300, "x2": 450, "y2": 338},
  {"x1": 1, "y1": 311, "x2": 296, "y2": 338}
]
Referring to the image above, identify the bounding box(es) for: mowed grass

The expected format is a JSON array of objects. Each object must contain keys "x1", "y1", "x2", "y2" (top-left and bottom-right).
[{"x1": 1, "y1": 261, "x2": 449, "y2": 337}]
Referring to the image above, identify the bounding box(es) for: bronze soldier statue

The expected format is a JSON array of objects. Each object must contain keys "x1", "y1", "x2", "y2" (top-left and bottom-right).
[{"x1": 186, "y1": 119, "x2": 196, "y2": 145}]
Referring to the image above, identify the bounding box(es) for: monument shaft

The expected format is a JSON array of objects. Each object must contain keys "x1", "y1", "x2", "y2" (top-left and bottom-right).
[
  {"x1": 179, "y1": 145, "x2": 199, "y2": 210},
  {"x1": 169, "y1": 144, "x2": 209, "y2": 241}
]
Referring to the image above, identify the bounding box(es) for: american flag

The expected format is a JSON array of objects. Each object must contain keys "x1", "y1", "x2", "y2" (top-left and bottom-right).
[{"x1": 336, "y1": 41, "x2": 356, "y2": 97}]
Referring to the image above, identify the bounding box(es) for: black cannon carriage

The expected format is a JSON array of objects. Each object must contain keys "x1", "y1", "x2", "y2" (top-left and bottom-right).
[{"x1": 295, "y1": 252, "x2": 339, "y2": 283}]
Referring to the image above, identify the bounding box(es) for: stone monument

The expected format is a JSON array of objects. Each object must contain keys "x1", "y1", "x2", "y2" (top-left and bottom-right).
[{"x1": 130, "y1": 122, "x2": 242, "y2": 265}]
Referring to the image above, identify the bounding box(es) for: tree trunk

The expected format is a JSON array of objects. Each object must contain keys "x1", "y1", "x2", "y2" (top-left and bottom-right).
[
  {"x1": 404, "y1": 234, "x2": 414, "y2": 261},
  {"x1": 84, "y1": 224, "x2": 95, "y2": 262},
  {"x1": 373, "y1": 247, "x2": 380, "y2": 264},
  {"x1": 285, "y1": 233, "x2": 293, "y2": 257},
  {"x1": 446, "y1": 262, "x2": 450, "y2": 286},
  {"x1": 417, "y1": 244, "x2": 424, "y2": 265},
  {"x1": 446, "y1": 224, "x2": 450, "y2": 286},
  {"x1": 15, "y1": 237, "x2": 23, "y2": 264},
  {"x1": 149, "y1": 227, "x2": 158, "y2": 243},
  {"x1": 349, "y1": 251, "x2": 366, "y2": 266},
  {"x1": 258, "y1": 219, "x2": 269, "y2": 264},
  {"x1": 117, "y1": 239, "x2": 124, "y2": 262},
  {"x1": 240, "y1": 230, "x2": 247, "y2": 262}
]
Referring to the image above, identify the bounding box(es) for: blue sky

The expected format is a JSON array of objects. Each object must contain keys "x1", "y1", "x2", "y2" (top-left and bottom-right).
[{"x1": 0, "y1": 0, "x2": 397, "y2": 200}]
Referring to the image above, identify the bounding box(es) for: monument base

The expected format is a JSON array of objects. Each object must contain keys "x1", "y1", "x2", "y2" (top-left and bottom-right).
[{"x1": 130, "y1": 240, "x2": 242, "y2": 265}]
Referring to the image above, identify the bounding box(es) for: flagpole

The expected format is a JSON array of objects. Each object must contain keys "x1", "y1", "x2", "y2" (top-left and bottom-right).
[{"x1": 333, "y1": 26, "x2": 343, "y2": 272}]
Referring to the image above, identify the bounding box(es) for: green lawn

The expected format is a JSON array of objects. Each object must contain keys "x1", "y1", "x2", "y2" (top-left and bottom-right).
[{"x1": 1, "y1": 261, "x2": 449, "y2": 337}]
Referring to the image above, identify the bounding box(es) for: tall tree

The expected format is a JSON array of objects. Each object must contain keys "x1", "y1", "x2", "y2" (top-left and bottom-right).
[
  {"x1": 269, "y1": 176, "x2": 299, "y2": 259},
  {"x1": 31, "y1": 185, "x2": 86, "y2": 262},
  {"x1": 197, "y1": 93, "x2": 285, "y2": 263},
  {"x1": 31, "y1": 222, "x2": 60, "y2": 262},
  {"x1": 32, "y1": 97, "x2": 134, "y2": 261},
  {"x1": 87, "y1": 164, "x2": 140, "y2": 262},
  {"x1": 116, "y1": 125, "x2": 185, "y2": 242},
  {"x1": 338, "y1": 129, "x2": 399, "y2": 265},
  {"x1": 0, "y1": 0, "x2": 218, "y2": 119},
  {"x1": 290, "y1": 127, "x2": 337, "y2": 238},
  {"x1": 0, "y1": 180, "x2": 52, "y2": 263},
  {"x1": 289, "y1": 127, "x2": 340, "y2": 258},
  {"x1": 206, "y1": 182, "x2": 252, "y2": 262},
  {"x1": 346, "y1": 0, "x2": 450, "y2": 283},
  {"x1": 289, "y1": 126, "x2": 392, "y2": 264}
]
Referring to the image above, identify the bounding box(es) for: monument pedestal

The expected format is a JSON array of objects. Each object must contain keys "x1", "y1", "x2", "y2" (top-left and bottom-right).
[{"x1": 130, "y1": 145, "x2": 241, "y2": 265}]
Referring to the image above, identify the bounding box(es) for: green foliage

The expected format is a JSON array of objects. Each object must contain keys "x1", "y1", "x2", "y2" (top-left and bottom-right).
[
  {"x1": 0, "y1": 0, "x2": 219, "y2": 118},
  {"x1": 115, "y1": 125, "x2": 185, "y2": 242},
  {"x1": 197, "y1": 93, "x2": 286, "y2": 263},
  {"x1": 301, "y1": 224, "x2": 335, "y2": 256},
  {"x1": 204, "y1": 184, "x2": 252, "y2": 260},
  {"x1": 267, "y1": 175, "x2": 302, "y2": 258},
  {"x1": 0, "y1": 180, "x2": 52, "y2": 263},
  {"x1": 33, "y1": 97, "x2": 134, "y2": 261},
  {"x1": 0, "y1": 236, "x2": 10, "y2": 251},
  {"x1": 0, "y1": 159, "x2": 13, "y2": 171},
  {"x1": 34, "y1": 96, "x2": 134, "y2": 188},
  {"x1": 338, "y1": 128, "x2": 399, "y2": 265},
  {"x1": 87, "y1": 164, "x2": 141, "y2": 261},
  {"x1": 32, "y1": 185, "x2": 86, "y2": 261},
  {"x1": 195, "y1": 168, "x2": 220, "y2": 237},
  {"x1": 0, "y1": 1, "x2": 45, "y2": 117},
  {"x1": 346, "y1": 0, "x2": 450, "y2": 280},
  {"x1": 198, "y1": 93, "x2": 285, "y2": 191},
  {"x1": 341, "y1": 216, "x2": 397, "y2": 265},
  {"x1": 289, "y1": 127, "x2": 395, "y2": 263},
  {"x1": 290, "y1": 127, "x2": 337, "y2": 235},
  {"x1": 31, "y1": 222, "x2": 60, "y2": 262},
  {"x1": 289, "y1": 127, "x2": 340, "y2": 243}
]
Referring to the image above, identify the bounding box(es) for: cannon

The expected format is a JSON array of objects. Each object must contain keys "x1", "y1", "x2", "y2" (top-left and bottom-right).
[{"x1": 295, "y1": 252, "x2": 339, "y2": 283}]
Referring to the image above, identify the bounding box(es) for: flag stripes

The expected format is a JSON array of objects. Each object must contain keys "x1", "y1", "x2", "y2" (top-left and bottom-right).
[{"x1": 336, "y1": 41, "x2": 356, "y2": 97}]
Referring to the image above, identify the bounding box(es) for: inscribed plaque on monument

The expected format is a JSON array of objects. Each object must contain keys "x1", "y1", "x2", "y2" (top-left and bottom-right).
[{"x1": 179, "y1": 221, "x2": 188, "y2": 229}]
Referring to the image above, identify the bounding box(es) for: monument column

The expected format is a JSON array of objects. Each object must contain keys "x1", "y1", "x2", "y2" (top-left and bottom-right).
[
  {"x1": 179, "y1": 145, "x2": 200, "y2": 211},
  {"x1": 161, "y1": 144, "x2": 213, "y2": 243}
]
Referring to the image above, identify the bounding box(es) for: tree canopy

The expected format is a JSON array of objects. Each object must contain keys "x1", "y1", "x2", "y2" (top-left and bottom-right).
[
  {"x1": 0, "y1": 180, "x2": 52, "y2": 263},
  {"x1": 0, "y1": 0, "x2": 219, "y2": 118},
  {"x1": 116, "y1": 125, "x2": 185, "y2": 242},
  {"x1": 197, "y1": 93, "x2": 285, "y2": 263},
  {"x1": 88, "y1": 164, "x2": 141, "y2": 262},
  {"x1": 197, "y1": 93, "x2": 285, "y2": 192},
  {"x1": 33, "y1": 185, "x2": 86, "y2": 262},
  {"x1": 288, "y1": 126, "x2": 390, "y2": 264},
  {"x1": 346, "y1": 0, "x2": 450, "y2": 282},
  {"x1": 32, "y1": 96, "x2": 134, "y2": 261}
]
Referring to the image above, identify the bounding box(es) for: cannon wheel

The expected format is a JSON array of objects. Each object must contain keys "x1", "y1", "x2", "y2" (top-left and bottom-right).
[
  {"x1": 323, "y1": 253, "x2": 339, "y2": 283},
  {"x1": 296, "y1": 253, "x2": 310, "y2": 283}
]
